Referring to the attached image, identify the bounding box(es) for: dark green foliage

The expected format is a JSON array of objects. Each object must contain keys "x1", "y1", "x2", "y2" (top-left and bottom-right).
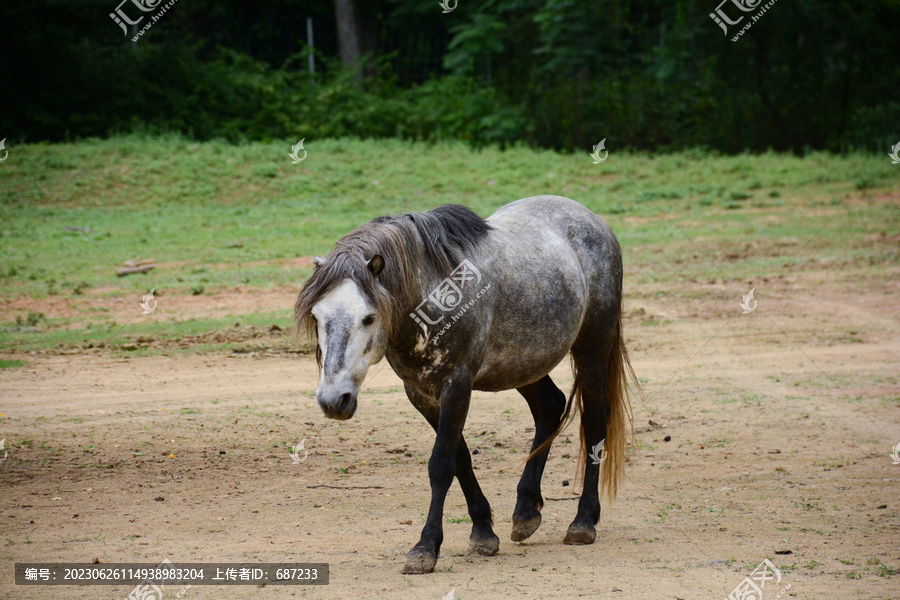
[{"x1": 0, "y1": 0, "x2": 897, "y2": 152}]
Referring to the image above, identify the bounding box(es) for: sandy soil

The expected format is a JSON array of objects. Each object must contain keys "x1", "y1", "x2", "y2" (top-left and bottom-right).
[{"x1": 1, "y1": 267, "x2": 898, "y2": 600}]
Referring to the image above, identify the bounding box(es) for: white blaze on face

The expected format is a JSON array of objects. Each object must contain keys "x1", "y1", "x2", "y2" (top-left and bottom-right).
[{"x1": 311, "y1": 279, "x2": 386, "y2": 394}]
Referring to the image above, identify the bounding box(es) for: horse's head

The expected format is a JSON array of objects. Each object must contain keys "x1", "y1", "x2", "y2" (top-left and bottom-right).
[
  {"x1": 301, "y1": 255, "x2": 389, "y2": 420},
  {"x1": 296, "y1": 206, "x2": 489, "y2": 419}
]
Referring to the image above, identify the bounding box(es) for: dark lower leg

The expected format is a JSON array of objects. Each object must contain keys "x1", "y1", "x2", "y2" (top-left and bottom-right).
[
  {"x1": 402, "y1": 372, "x2": 474, "y2": 574},
  {"x1": 565, "y1": 384, "x2": 608, "y2": 545},
  {"x1": 404, "y1": 383, "x2": 498, "y2": 557},
  {"x1": 512, "y1": 376, "x2": 566, "y2": 541},
  {"x1": 455, "y1": 437, "x2": 499, "y2": 555}
]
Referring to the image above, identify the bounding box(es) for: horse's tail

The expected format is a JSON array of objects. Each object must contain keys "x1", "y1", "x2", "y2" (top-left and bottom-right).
[
  {"x1": 597, "y1": 312, "x2": 638, "y2": 501},
  {"x1": 525, "y1": 309, "x2": 639, "y2": 502}
]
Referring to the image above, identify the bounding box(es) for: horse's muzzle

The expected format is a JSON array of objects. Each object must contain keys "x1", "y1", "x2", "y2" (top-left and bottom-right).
[{"x1": 317, "y1": 384, "x2": 358, "y2": 420}]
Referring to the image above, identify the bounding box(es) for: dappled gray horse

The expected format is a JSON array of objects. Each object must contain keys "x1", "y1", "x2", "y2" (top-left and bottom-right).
[{"x1": 295, "y1": 196, "x2": 638, "y2": 574}]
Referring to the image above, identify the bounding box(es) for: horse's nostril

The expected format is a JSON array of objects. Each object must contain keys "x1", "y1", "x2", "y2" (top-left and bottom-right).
[{"x1": 317, "y1": 386, "x2": 356, "y2": 419}]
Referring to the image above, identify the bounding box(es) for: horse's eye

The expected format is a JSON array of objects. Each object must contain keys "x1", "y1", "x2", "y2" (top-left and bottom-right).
[{"x1": 362, "y1": 314, "x2": 376, "y2": 327}]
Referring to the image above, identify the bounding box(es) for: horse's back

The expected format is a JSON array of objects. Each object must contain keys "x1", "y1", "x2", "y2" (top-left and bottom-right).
[
  {"x1": 488, "y1": 194, "x2": 603, "y2": 226},
  {"x1": 487, "y1": 195, "x2": 622, "y2": 304}
]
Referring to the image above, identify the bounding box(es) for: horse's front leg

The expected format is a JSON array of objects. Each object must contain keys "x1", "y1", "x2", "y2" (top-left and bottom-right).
[{"x1": 402, "y1": 368, "x2": 472, "y2": 574}]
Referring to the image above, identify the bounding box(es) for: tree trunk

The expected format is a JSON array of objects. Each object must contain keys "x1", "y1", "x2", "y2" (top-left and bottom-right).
[{"x1": 333, "y1": 0, "x2": 362, "y2": 72}]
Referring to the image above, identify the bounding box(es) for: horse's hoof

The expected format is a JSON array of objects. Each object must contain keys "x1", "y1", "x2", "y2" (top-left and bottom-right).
[
  {"x1": 563, "y1": 524, "x2": 596, "y2": 545},
  {"x1": 401, "y1": 549, "x2": 437, "y2": 574},
  {"x1": 469, "y1": 531, "x2": 500, "y2": 556},
  {"x1": 511, "y1": 514, "x2": 542, "y2": 542}
]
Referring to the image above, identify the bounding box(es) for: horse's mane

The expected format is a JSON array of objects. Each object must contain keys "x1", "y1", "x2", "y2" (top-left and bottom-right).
[{"x1": 294, "y1": 204, "x2": 492, "y2": 343}]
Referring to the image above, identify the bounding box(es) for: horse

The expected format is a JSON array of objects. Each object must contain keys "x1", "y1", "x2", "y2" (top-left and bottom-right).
[{"x1": 294, "y1": 195, "x2": 638, "y2": 574}]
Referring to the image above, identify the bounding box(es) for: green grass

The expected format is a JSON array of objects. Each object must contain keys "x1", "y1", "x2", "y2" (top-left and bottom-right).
[
  {"x1": 445, "y1": 515, "x2": 472, "y2": 523},
  {"x1": 1, "y1": 135, "x2": 898, "y2": 353},
  {"x1": 0, "y1": 309, "x2": 298, "y2": 354}
]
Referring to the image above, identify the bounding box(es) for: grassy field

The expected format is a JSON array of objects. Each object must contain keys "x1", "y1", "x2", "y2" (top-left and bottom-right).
[
  {"x1": 1, "y1": 135, "x2": 897, "y2": 355},
  {"x1": 1, "y1": 138, "x2": 899, "y2": 599}
]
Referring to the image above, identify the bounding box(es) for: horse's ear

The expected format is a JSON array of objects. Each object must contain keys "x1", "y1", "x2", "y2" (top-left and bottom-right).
[
  {"x1": 367, "y1": 255, "x2": 385, "y2": 277},
  {"x1": 312, "y1": 256, "x2": 326, "y2": 270}
]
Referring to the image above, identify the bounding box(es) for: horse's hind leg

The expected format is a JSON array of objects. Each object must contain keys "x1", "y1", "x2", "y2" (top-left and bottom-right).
[
  {"x1": 564, "y1": 350, "x2": 609, "y2": 545},
  {"x1": 511, "y1": 375, "x2": 566, "y2": 542},
  {"x1": 403, "y1": 383, "x2": 499, "y2": 560}
]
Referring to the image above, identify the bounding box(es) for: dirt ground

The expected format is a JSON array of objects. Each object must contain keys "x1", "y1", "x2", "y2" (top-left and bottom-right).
[{"x1": 1, "y1": 265, "x2": 898, "y2": 600}]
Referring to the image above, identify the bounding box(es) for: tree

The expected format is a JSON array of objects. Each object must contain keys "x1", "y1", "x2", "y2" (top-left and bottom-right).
[{"x1": 333, "y1": 0, "x2": 362, "y2": 71}]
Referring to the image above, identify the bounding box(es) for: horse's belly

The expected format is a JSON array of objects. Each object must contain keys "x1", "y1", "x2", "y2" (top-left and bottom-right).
[
  {"x1": 472, "y1": 346, "x2": 571, "y2": 391},
  {"x1": 471, "y1": 300, "x2": 583, "y2": 391},
  {"x1": 471, "y1": 239, "x2": 587, "y2": 391}
]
